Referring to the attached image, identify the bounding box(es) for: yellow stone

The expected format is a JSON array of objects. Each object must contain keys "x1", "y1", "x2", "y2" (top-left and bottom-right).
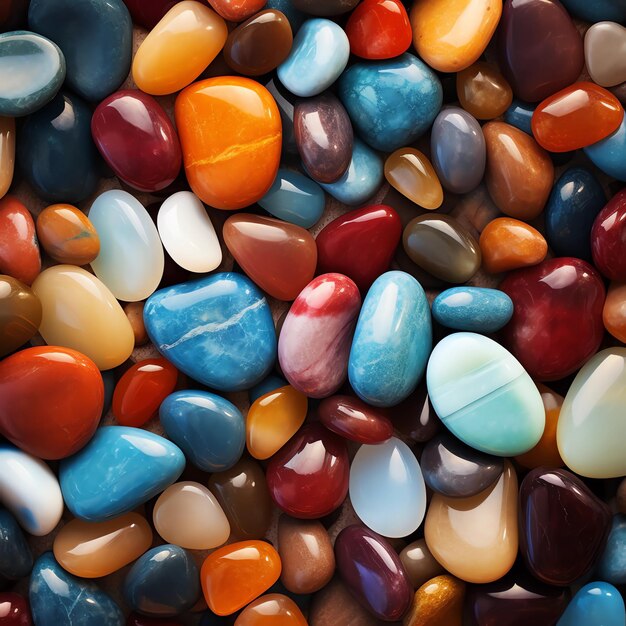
[
  {"x1": 0, "y1": 117, "x2": 15, "y2": 199},
  {"x1": 403, "y1": 575, "x2": 465, "y2": 626},
  {"x1": 457, "y1": 61, "x2": 513, "y2": 120}
]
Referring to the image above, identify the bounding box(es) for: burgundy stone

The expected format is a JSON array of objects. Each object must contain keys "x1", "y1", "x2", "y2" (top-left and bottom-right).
[
  {"x1": 0, "y1": 593, "x2": 32, "y2": 626},
  {"x1": 591, "y1": 189, "x2": 626, "y2": 281},
  {"x1": 122, "y1": 0, "x2": 180, "y2": 29}
]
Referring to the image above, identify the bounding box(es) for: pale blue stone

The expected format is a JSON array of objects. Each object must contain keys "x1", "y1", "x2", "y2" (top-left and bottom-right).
[
  {"x1": 597, "y1": 515, "x2": 626, "y2": 584},
  {"x1": 584, "y1": 117, "x2": 626, "y2": 182},
  {"x1": 558, "y1": 582, "x2": 626, "y2": 626}
]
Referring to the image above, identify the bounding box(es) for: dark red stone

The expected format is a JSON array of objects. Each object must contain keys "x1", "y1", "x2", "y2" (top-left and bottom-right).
[
  {"x1": 0, "y1": 593, "x2": 32, "y2": 626},
  {"x1": 386, "y1": 382, "x2": 441, "y2": 443},
  {"x1": 591, "y1": 189, "x2": 626, "y2": 281},
  {"x1": 122, "y1": 0, "x2": 180, "y2": 29},
  {"x1": 0, "y1": 0, "x2": 29, "y2": 32}
]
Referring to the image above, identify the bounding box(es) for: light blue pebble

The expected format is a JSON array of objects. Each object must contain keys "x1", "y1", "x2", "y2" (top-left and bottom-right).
[
  {"x1": 249, "y1": 374, "x2": 287, "y2": 404},
  {"x1": 584, "y1": 117, "x2": 626, "y2": 182},
  {"x1": 560, "y1": 0, "x2": 626, "y2": 23},
  {"x1": 597, "y1": 515, "x2": 626, "y2": 584},
  {"x1": 558, "y1": 582, "x2": 626, "y2": 626},
  {"x1": 504, "y1": 99, "x2": 535, "y2": 135}
]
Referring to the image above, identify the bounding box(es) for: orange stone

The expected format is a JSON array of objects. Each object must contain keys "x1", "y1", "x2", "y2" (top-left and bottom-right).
[
  {"x1": 124, "y1": 301, "x2": 148, "y2": 346},
  {"x1": 403, "y1": 575, "x2": 465, "y2": 626},
  {"x1": 235, "y1": 594, "x2": 308, "y2": 626},
  {"x1": 208, "y1": 0, "x2": 266, "y2": 21},
  {"x1": 603, "y1": 282, "x2": 626, "y2": 343},
  {"x1": 457, "y1": 61, "x2": 513, "y2": 120}
]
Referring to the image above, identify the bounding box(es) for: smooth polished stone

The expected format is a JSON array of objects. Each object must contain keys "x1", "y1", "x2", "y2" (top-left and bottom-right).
[
  {"x1": 266, "y1": 423, "x2": 349, "y2": 518},
  {"x1": 558, "y1": 582, "x2": 625, "y2": 626},
  {"x1": 432, "y1": 287, "x2": 513, "y2": 333},
  {"x1": 483, "y1": 121, "x2": 554, "y2": 220},
  {"x1": 0, "y1": 196, "x2": 40, "y2": 285},
  {"x1": 249, "y1": 375, "x2": 287, "y2": 404},
  {"x1": 585, "y1": 22, "x2": 626, "y2": 88},
  {"x1": 266, "y1": 0, "x2": 305, "y2": 29},
  {"x1": 124, "y1": 545, "x2": 199, "y2": 617},
  {"x1": 400, "y1": 540, "x2": 445, "y2": 590},
  {"x1": 335, "y1": 524, "x2": 412, "y2": 621},
  {"x1": 278, "y1": 516, "x2": 334, "y2": 594},
  {"x1": 0, "y1": 31, "x2": 65, "y2": 116},
  {"x1": 605, "y1": 282, "x2": 626, "y2": 343},
  {"x1": 207, "y1": 0, "x2": 265, "y2": 21},
  {"x1": 404, "y1": 575, "x2": 465, "y2": 626},
  {"x1": 235, "y1": 594, "x2": 307, "y2": 626},
  {"x1": 427, "y1": 333, "x2": 544, "y2": 456},
  {"x1": 208, "y1": 457, "x2": 272, "y2": 540},
  {"x1": 0, "y1": 592, "x2": 31, "y2": 626},
  {"x1": 29, "y1": 553, "x2": 124, "y2": 626},
  {"x1": 0, "y1": 509, "x2": 32, "y2": 580},
  {"x1": 431, "y1": 107, "x2": 485, "y2": 194},
  {"x1": 338, "y1": 53, "x2": 442, "y2": 152},
  {"x1": 0, "y1": 346, "x2": 103, "y2": 459},
  {"x1": 201, "y1": 541, "x2": 281, "y2": 616},
  {"x1": 277, "y1": 18, "x2": 349, "y2": 97},
  {"x1": 133, "y1": 2, "x2": 227, "y2": 95},
  {"x1": 122, "y1": 0, "x2": 180, "y2": 29},
  {"x1": 349, "y1": 437, "x2": 427, "y2": 538},
  {"x1": 592, "y1": 189, "x2": 626, "y2": 281},
  {"x1": 504, "y1": 99, "x2": 534, "y2": 134},
  {"x1": 597, "y1": 515, "x2": 626, "y2": 584},
  {"x1": 290, "y1": 0, "x2": 359, "y2": 14},
  {"x1": 349, "y1": 271, "x2": 432, "y2": 407},
  {"x1": 520, "y1": 468, "x2": 611, "y2": 586},
  {"x1": 388, "y1": 382, "x2": 441, "y2": 443},
  {"x1": 144, "y1": 273, "x2": 276, "y2": 392},
  {"x1": 0, "y1": 117, "x2": 15, "y2": 198},
  {"x1": 0, "y1": 444, "x2": 63, "y2": 536},
  {"x1": 266, "y1": 78, "x2": 298, "y2": 156},
  {"x1": 501, "y1": 258, "x2": 605, "y2": 381},
  {"x1": 457, "y1": 61, "x2": 512, "y2": 120},
  {"x1": 28, "y1": 0, "x2": 131, "y2": 102},
  {"x1": 532, "y1": 82, "x2": 624, "y2": 152},
  {"x1": 53, "y1": 513, "x2": 152, "y2": 578},
  {"x1": 385, "y1": 148, "x2": 443, "y2": 210},
  {"x1": 175, "y1": 77, "x2": 281, "y2": 210},
  {"x1": 125, "y1": 302, "x2": 148, "y2": 346},
  {"x1": 403, "y1": 215, "x2": 481, "y2": 283},
  {"x1": 32, "y1": 265, "x2": 133, "y2": 370},
  {"x1": 584, "y1": 116, "x2": 626, "y2": 182},
  {"x1": 59, "y1": 426, "x2": 185, "y2": 521},
  {"x1": 308, "y1": 578, "x2": 380, "y2": 626}
]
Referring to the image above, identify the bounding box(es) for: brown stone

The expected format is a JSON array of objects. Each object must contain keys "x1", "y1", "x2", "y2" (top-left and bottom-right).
[
  {"x1": 309, "y1": 577, "x2": 380, "y2": 626},
  {"x1": 124, "y1": 301, "x2": 148, "y2": 346},
  {"x1": 399, "y1": 539, "x2": 445, "y2": 590}
]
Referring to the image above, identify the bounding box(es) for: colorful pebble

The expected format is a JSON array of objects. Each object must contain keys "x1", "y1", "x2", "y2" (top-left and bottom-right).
[
  {"x1": 0, "y1": 196, "x2": 40, "y2": 285},
  {"x1": 0, "y1": 275, "x2": 40, "y2": 358}
]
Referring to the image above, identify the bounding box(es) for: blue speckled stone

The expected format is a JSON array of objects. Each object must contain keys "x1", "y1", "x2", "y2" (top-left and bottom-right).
[
  {"x1": 597, "y1": 515, "x2": 626, "y2": 584},
  {"x1": 545, "y1": 167, "x2": 606, "y2": 261},
  {"x1": 249, "y1": 374, "x2": 287, "y2": 403},
  {"x1": 28, "y1": 0, "x2": 132, "y2": 102},
  {"x1": 17, "y1": 91, "x2": 101, "y2": 203},
  {"x1": 266, "y1": 0, "x2": 305, "y2": 31},
  {"x1": 258, "y1": 168, "x2": 325, "y2": 228},
  {"x1": 348, "y1": 271, "x2": 432, "y2": 407},
  {"x1": 29, "y1": 552, "x2": 124, "y2": 626},
  {"x1": 557, "y1": 582, "x2": 626, "y2": 626},
  {"x1": 432, "y1": 287, "x2": 514, "y2": 333},
  {"x1": 277, "y1": 18, "x2": 349, "y2": 97},
  {"x1": 0, "y1": 31, "x2": 65, "y2": 116},
  {"x1": 560, "y1": 0, "x2": 626, "y2": 23},
  {"x1": 338, "y1": 53, "x2": 442, "y2": 152},
  {"x1": 504, "y1": 99, "x2": 535, "y2": 135},
  {"x1": 144, "y1": 272, "x2": 276, "y2": 392},
  {"x1": 584, "y1": 117, "x2": 626, "y2": 182},
  {"x1": 0, "y1": 508, "x2": 32, "y2": 580},
  {"x1": 317, "y1": 138, "x2": 383, "y2": 206},
  {"x1": 160, "y1": 390, "x2": 245, "y2": 472},
  {"x1": 124, "y1": 545, "x2": 200, "y2": 617},
  {"x1": 59, "y1": 426, "x2": 185, "y2": 522}
]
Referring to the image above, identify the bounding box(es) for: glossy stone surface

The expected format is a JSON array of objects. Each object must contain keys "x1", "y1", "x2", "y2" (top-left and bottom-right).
[
  {"x1": 592, "y1": 189, "x2": 626, "y2": 281},
  {"x1": 59, "y1": 426, "x2": 185, "y2": 521},
  {"x1": 207, "y1": 0, "x2": 265, "y2": 21},
  {"x1": 235, "y1": 594, "x2": 307, "y2": 626},
  {"x1": 604, "y1": 282, "x2": 626, "y2": 343},
  {"x1": 0, "y1": 196, "x2": 40, "y2": 285},
  {"x1": 350, "y1": 437, "x2": 427, "y2": 537},
  {"x1": 266, "y1": 78, "x2": 298, "y2": 156},
  {"x1": 400, "y1": 540, "x2": 445, "y2": 590},
  {"x1": 338, "y1": 53, "x2": 442, "y2": 152},
  {"x1": 290, "y1": 0, "x2": 359, "y2": 15},
  {"x1": 0, "y1": 117, "x2": 15, "y2": 199},
  {"x1": 0, "y1": 593, "x2": 32, "y2": 626},
  {"x1": 457, "y1": 62, "x2": 513, "y2": 120},
  {"x1": 597, "y1": 515, "x2": 626, "y2": 584},
  {"x1": 144, "y1": 273, "x2": 276, "y2": 392},
  {"x1": 122, "y1": 0, "x2": 180, "y2": 29},
  {"x1": 557, "y1": 582, "x2": 625, "y2": 626},
  {"x1": 504, "y1": 99, "x2": 535, "y2": 134},
  {"x1": 249, "y1": 375, "x2": 287, "y2": 404},
  {"x1": 53, "y1": 513, "x2": 152, "y2": 578},
  {"x1": 404, "y1": 575, "x2": 465, "y2": 626},
  {"x1": 586, "y1": 22, "x2": 626, "y2": 88},
  {"x1": 0, "y1": 31, "x2": 65, "y2": 116},
  {"x1": 584, "y1": 116, "x2": 626, "y2": 182},
  {"x1": 266, "y1": 423, "x2": 349, "y2": 519},
  {"x1": 0, "y1": 509, "x2": 32, "y2": 581},
  {"x1": 427, "y1": 333, "x2": 544, "y2": 456}
]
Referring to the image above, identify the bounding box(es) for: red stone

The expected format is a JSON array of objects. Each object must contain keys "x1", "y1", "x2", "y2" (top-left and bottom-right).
[
  {"x1": 0, "y1": 346, "x2": 104, "y2": 460},
  {"x1": 122, "y1": 0, "x2": 181, "y2": 29},
  {"x1": 315, "y1": 204, "x2": 402, "y2": 293},
  {"x1": 206, "y1": 0, "x2": 266, "y2": 21},
  {"x1": 0, "y1": 593, "x2": 31, "y2": 626},
  {"x1": 500, "y1": 258, "x2": 605, "y2": 381},
  {"x1": 591, "y1": 189, "x2": 626, "y2": 282}
]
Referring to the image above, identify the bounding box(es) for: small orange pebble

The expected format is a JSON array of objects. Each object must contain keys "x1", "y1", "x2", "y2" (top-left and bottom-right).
[
  {"x1": 457, "y1": 61, "x2": 513, "y2": 120},
  {"x1": 207, "y1": 0, "x2": 266, "y2": 21},
  {"x1": 234, "y1": 594, "x2": 308, "y2": 626},
  {"x1": 603, "y1": 282, "x2": 626, "y2": 343},
  {"x1": 123, "y1": 301, "x2": 148, "y2": 346}
]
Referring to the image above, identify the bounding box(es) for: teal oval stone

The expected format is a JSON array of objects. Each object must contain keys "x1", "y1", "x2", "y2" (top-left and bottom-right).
[
  {"x1": 584, "y1": 117, "x2": 626, "y2": 182},
  {"x1": 0, "y1": 507, "x2": 32, "y2": 581},
  {"x1": 29, "y1": 552, "x2": 124, "y2": 626},
  {"x1": 59, "y1": 426, "x2": 185, "y2": 522},
  {"x1": 557, "y1": 582, "x2": 626, "y2": 626},
  {"x1": 0, "y1": 30, "x2": 65, "y2": 116},
  {"x1": 144, "y1": 272, "x2": 277, "y2": 392},
  {"x1": 597, "y1": 515, "x2": 626, "y2": 585}
]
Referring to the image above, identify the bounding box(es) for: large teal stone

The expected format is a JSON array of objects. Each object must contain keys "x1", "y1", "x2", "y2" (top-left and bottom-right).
[
  {"x1": 0, "y1": 507, "x2": 32, "y2": 581},
  {"x1": 560, "y1": 0, "x2": 626, "y2": 22},
  {"x1": 557, "y1": 582, "x2": 626, "y2": 626},
  {"x1": 144, "y1": 273, "x2": 277, "y2": 392},
  {"x1": 28, "y1": 0, "x2": 132, "y2": 102},
  {"x1": 584, "y1": 117, "x2": 626, "y2": 182},
  {"x1": 59, "y1": 426, "x2": 185, "y2": 521},
  {"x1": 0, "y1": 30, "x2": 65, "y2": 116},
  {"x1": 597, "y1": 515, "x2": 626, "y2": 584}
]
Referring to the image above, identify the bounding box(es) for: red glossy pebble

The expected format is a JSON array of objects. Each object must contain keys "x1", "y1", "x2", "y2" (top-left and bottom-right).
[
  {"x1": 266, "y1": 423, "x2": 349, "y2": 519},
  {"x1": 501, "y1": 258, "x2": 605, "y2": 381},
  {"x1": 315, "y1": 204, "x2": 402, "y2": 293},
  {"x1": 0, "y1": 196, "x2": 41, "y2": 286},
  {"x1": 0, "y1": 346, "x2": 104, "y2": 460},
  {"x1": 126, "y1": 613, "x2": 182, "y2": 626},
  {"x1": 0, "y1": 593, "x2": 31, "y2": 626},
  {"x1": 206, "y1": 0, "x2": 266, "y2": 21},
  {"x1": 113, "y1": 357, "x2": 178, "y2": 428},
  {"x1": 122, "y1": 0, "x2": 181, "y2": 29},
  {"x1": 345, "y1": 0, "x2": 412, "y2": 60},
  {"x1": 591, "y1": 189, "x2": 626, "y2": 282}
]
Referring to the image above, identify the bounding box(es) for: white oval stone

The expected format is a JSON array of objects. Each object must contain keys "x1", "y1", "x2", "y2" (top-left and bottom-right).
[{"x1": 584, "y1": 21, "x2": 626, "y2": 88}]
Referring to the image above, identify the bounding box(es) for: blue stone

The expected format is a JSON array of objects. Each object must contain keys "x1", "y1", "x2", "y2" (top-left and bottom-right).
[
  {"x1": 124, "y1": 545, "x2": 200, "y2": 617},
  {"x1": 28, "y1": 0, "x2": 132, "y2": 102},
  {"x1": 17, "y1": 91, "x2": 101, "y2": 203},
  {"x1": 349, "y1": 271, "x2": 432, "y2": 407},
  {"x1": 0, "y1": 31, "x2": 65, "y2": 116},
  {"x1": 545, "y1": 167, "x2": 606, "y2": 261},
  {"x1": 560, "y1": 0, "x2": 626, "y2": 22},
  {"x1": 249, "y1": 374, "x2": 287, "y2": 404},
  {"x1": 597, "y1": 515, "x2": 626, "y2": 584},
  {"x1": 266, "y1": 0, "x2": 305, "y2": 31},
  {"x1": 29, "y1": 552, "x2": 124, "y2": 626},
  {"x1": 258, "y1": 168, "x2": 325, "y2": 228},
  {"x1": 160, "y1": 390, "x2": 245, "y2": 472},
  {"x1": 338, "y1": 53, "x2": 442, "y2": 152},
  {"x1": 317, "y1": 138, "x2": 383, "y2": 206},
  {"x1": 504, "y1": 99, "x2": 535, "y2": 135},
  {"x1": 584, "y1": 117, "x2": 626, "y2": 182},
  {"x1": 557, "y1": 582, "x2": 626, "y2": 626},
  {"x1": 432, "y1": 287, "x2": 514, "y2": 333},
  {"x1": 144, "y1": 272, "x2": 276, "y2": 392},
  {"x1": 0, "y1": 508, "x2": 32, "y2": 580},
  {"x1": 59, "y1": 426, "x2": 185, "y2": 522}
]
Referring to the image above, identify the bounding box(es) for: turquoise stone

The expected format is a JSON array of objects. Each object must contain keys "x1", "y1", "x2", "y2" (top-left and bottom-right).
[
  {"x1": 144, "y1": 273, "x2": 277, "y2": 392},
  {"x1": 348, "y1": 271, "x2": 432, "y2": 408},
  {"x1": 59, "y1": 426, "x2": 185, "y2": 522},
  {"x1": 504, "y1": 99, "x2": 535, "y2": 135},
  {"x1": 258, "y1": 168, "x2": 325, "y2": 228},
  {"x1": 560, "y1": 0, "x2": 626, "y2": 22},
  {"x1": 29, "y1": 552, "x2": 124, "y2": 626},
  {"x1": 249, "y1": 374, "x2": 286, "y2": 403},
  {"x1": 28, "y1": 0, "x2": 132, "y2": 102},
  {"x1": 0, "y1": 508, "x2": 32, "y2": 581},
  {"x1": 584, "y1": 117, "x2": 626, "y2": 182},
  {"x1": 124, "y1": 545, "x2": 200, "y2": 617},
  {"x1": 338, "y1": 53, "x2": 442, "y2": 152},
  {"x1": 557, "y1": 582, "x2": 626, "y2": 626},
  {"x1": 160, "y1": 390, "x2": 245, "y2": 472},
  {"x1": 17, "y1": 91, "x2": 101, "y2": 203},
  {"x1": 0, "y1": 30, "x2": 65, "y2": 116},
  {"x1": 432, "y1": 287, "x2": 514, "y2": 333},
  {"x1": 317, "y1": 138, "x2": 383, "y2": 206},
  {"x1": 597, "y1": 515, "x2": 626, "y2": 584}
]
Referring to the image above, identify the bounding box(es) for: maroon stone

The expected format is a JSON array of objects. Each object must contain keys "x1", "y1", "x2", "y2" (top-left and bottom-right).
[
  {"x1": 122, "y1": 0, "x2": 180, "y2": 29},
  {"x1": 387, "y1": 382, "x2": 441, "y2": 443},
  {"x1": 591, "y1": 189, "x2": 626, "y2": 281},
  {"x1": 0, "y1": 593, "x2": 32, "y2": 626}
]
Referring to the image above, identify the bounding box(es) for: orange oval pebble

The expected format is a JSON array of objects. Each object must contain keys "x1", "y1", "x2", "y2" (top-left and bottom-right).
[
  {"x1": 234, "y1": 594, "x2": 308, "y2": 626},
  {"x1": 603, "y1": 282, "x2": 626, "y2": 343},
  {"x1": 457, "y1": 61, "x2": 513, "y2": 120}
]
